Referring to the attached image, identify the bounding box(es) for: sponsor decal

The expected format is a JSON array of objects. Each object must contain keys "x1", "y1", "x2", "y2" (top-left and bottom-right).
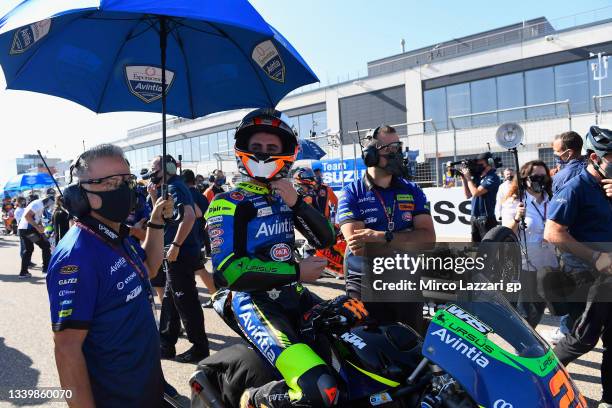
[
  {"x1": 267, "y1": 288, "x2": 281, "y2": 300},
  {"x1": 10, "y1": 19, "x2": 51, "y2": 55},
  {"x1": 340, "y1": 332, "x2": 367, "y2": 349},
  {"x1": 117, "y1": 281, "x2": 125, "y2": 290},
  {"x1": 209, "y1": 228, "x2": 224, "y2": 238},
  {"x1": 446, "y1": 305, "x2": 492, "y2": 334},
  {"x1": 253, "y1": 200, "x2": 267, "y2": 208},
  {"x1": 280, "y1": 204, "x2": 291, "y2": 212},
  {"x1": 58, "y1": 309, "x2": 73, "y2": 318},
  {"x1": 398, "y1": 203, "x2": 415, "y2": 211},
  {"x1": 493, "y1": 400, "x2": 513, "y2": 408},
  {"x1": 125, "y1": 285, "x2": 142, "y2": 302},
  {"x1": 110, "y1": 258, "x2": 128, "y2": 275},
  {"x1": 239, "y1": 311, "x2": 277, "y2": 363},
  {"x1": 364, "y1": 217, "x2": 377, "y2": 224},
  {"x1": 257, "y1": 207, "x2": 273, "y2": 217},
  {"x1": 230, "y1": 191, "x2": 245, "y2": 201},
  {"x1": 402, "y1": 212, "x2": 412, "y2": 222},
  {"x1": 360, "y1": 207, "x2": 378, "y2": 215},
  {"x1": 211, "y1": 237, "x2": 224, "y2": 248},
  {"x1": 430, "y1": 328, "x2": 490, "y2": 368},
  {"x1": 358, "y1": 196, "x2": 376, "y2": 203},
  {"x1": 58, "y1": 278, "x2": 77, "y2": 286},
  {"x1": 59, "y1": 290, "x2": 75, "y2": 297},
  {"x1": 59, "y1": 300, "x2": 72, "y2": 306},
  {"x1": 206, "y1": 199, "x2": 236, "y2": 217},
  {"x1": 211, "y1": 248, "x2": 221, "y2": 255},
  {"x1": 255, "y1": 219, "x2": 293, "y2": 238},
  {"x1": 370, "y1": 392, "x2": 393, "y2": 406},
  {"x1": 396, "y1": 194, "x2": 414, "y2": 202},
  {"x1": 252, "y1": 40, "x2": 285, "y2": 83},
  {"x1": 270, "y1": 243, "x2": 292, "y2": 261},
  {"x1": 125, "y1": 65, "x2": 175, "y2": 103},
  {"x1": 60, "y1": 265, "x2": 78, "y2": 275},
  {"x1": 99, "y1": 224, "x2": 118, "y2": 239},
  {"x1": 207, "y1": 216, "x2": 223, "y2": 225},
  {"x1": 118, "y1": 271, "x2": 137, "y2": 290}
]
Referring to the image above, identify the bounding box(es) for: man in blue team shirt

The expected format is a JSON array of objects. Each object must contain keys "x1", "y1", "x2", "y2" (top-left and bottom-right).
[
  {"x1": 551, "y1": 131, "x2": 587, "y2": 195},
  {"x1": 458, "y1": 152, "x2": 501, "y2": 242},
  {"x1": 144, "y1": 155, "x2": 210, "y2": 363},
  {"x1": 544, "y1": 126, "x2": 612, "y2": 407},
  {"x1": 46, "y1": 144, "x2": 173, "y2": 408},
  {"x1": 338, "y1": 125, "x2": 435, "y2": 330}
]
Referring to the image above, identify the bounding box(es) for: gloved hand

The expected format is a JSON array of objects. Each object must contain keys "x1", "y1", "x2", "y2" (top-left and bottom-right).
[{"x1": 302, "y1": 295, "x2": 369, "y2": 335}]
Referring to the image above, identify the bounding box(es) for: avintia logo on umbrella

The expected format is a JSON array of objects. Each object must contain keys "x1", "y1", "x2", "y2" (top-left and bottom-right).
[
  {"x1": 10, "y1": 19, "x2": 51, "y2": 55},
  {"x1": 252, "y1": 40, "x2": 285, "y2": 83},
  {"x1": 125, "y1": 66, "x2": 175, "y2": 103}
]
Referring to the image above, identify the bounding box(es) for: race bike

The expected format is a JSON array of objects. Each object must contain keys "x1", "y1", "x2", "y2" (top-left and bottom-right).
[{"x1": 190, "y1": 227, "x2": 587, "y2": 408}]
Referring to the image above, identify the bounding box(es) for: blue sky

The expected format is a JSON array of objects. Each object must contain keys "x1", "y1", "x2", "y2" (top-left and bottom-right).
[{"x1": 0, "y1": 0, "x2": 610, "y2": 170}]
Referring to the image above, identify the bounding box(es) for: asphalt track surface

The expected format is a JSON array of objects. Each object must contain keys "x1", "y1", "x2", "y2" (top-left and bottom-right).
[{"x1": 0, "y1": 234, "x2": 604, "y2": 407}]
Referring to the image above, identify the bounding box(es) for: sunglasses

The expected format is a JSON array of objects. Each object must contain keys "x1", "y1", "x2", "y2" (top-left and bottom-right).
[{"x1": 81, "y1": 174, "x2": 137, "y2": 189}]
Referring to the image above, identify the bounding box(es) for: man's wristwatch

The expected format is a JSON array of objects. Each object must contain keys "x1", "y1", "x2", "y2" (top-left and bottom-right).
[{"x1": 384, "y1": 231, "x2": 394, "y2": 243}]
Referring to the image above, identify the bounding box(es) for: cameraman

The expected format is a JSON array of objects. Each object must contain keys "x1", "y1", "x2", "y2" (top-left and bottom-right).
[
  {"x1": 459, "y1": 152, "x2": 501, "y2": 242},
  {"x1": 543, "y1": 126, "x2": 612, "y2": 406}
]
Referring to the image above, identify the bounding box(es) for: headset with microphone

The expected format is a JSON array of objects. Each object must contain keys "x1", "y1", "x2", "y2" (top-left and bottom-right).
[{"x1": 360, "y1": 124, "x2": 382, "y2": 167}]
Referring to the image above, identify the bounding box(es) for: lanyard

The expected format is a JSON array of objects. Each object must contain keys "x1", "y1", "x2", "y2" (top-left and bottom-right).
[
  {"x1": 371, "y1": 189, "x2": 395, "y2": 232},
  {"x1": 530, "y1": 200, "x2": 547, "y2": 223}
]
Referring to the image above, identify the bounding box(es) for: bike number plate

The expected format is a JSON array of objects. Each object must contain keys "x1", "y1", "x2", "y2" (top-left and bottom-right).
[{"x1": 369, "y1": 392, "x2": 393, "y2": 406}]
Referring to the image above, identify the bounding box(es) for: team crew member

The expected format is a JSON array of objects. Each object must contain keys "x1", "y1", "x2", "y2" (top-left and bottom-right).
[
  {"x1": 46, "y1": 144, "x2": 173, "y2": 408},
  {"x1": 338, "y1": 125, "x2": 436, "y2": 330},
  {"x1": 145, "y1": 155, "x2": 210, "y2": 363},
  {"x1": 312, "y1": 164, "x2": 338, "y2": 220},
  {"x1": 495, "y1": 167, "x2": 514, "y2": 220},
  {"x1": 182, "y1": 169, "x2": 217, "y2": 303},
  {"x1": 459, "y1": 152, "x2": 501, "y2": 242},
  {"x1": 18, "y1": 194, "x2": 54, "y2": 277},
  {"x1": 204, "y1": 169, "x2": 226, "y2": 203},
  {"x1": 204, "y1": 109, "x2": 361, "y2": 408},
  {"x1": 552, "y1": 131, "x2": 587, "y2": 194},
  {"x1": 544, "y1": 126, "x2": 612, "y2": 406},
  {"x1": 292, "y1": 167, "x2": 318, "y2": 206}
]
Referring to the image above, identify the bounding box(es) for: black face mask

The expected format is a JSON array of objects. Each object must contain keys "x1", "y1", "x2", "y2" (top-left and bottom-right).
[
  {"x1": 88, "y1": 182, "x2": 136, "y2": 223},
  {"x1": 474, "y1": 164, "x2": 485, "y2": 174},
  {"x1": 381, "y1": 152, "x2": 409, "y2": 178},
  {"x1": 527, "y1": 175, "x2": 547, "y2": 194},
  {"x1": 150, "y1": 171, "x2": 163, "y2": 185}
]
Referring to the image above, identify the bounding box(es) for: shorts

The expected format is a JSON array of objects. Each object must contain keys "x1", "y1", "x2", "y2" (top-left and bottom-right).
[{"x1": 150, "y1": 262, "x2": 167, "y2": 288}]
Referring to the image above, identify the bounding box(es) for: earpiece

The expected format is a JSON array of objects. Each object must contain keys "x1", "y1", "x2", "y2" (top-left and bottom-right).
[
  {"x1": 63, "y1": 153, "x2": 91, "y2": 218},
  {"x1": 163, "y1": 155, "x2": 177, "y2": 175},
  {"x1": 361, "y1": 126, "x2": 382, "y2": 167}
]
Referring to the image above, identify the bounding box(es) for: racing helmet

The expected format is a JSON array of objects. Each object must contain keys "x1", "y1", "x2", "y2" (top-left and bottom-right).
[
  {"x1": 585, "y1": 126, "x2": 612, "y2": 158},
  {"x1": 234, "y1": 108, "x2": 298, "y2": 181},
  {"x1": 293, "y1": 167, "x2": 317, "y2": 187}
]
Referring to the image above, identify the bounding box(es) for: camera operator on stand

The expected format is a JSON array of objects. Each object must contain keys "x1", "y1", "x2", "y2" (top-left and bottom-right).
[{"x1": 456, "y1": 152, "x2": 501, "y2": 243}]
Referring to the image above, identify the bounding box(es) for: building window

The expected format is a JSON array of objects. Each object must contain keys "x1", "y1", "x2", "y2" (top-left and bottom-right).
[
  {"x1": 470, "y1": 78, "x2": 497, "y2": 126},
  {"x1": 423, "y1": 87, "x2": 447, "y2": 131},
  {"x1": 538, "y1": 147, "x2": 555, "y2": 170},
  {"x1": 555, "y1": 61, "x2": 589, "y2": 115},
  {"x1": 497, "y1": 73, "x2": 525, "y2": 123},
  {"x1": 524, "y1": 67, "x2": 556, "y2": 119},
  {"x1": 446, "y1": 83, "x2": 471, "y2": 128},
  {"x1": 200, "y1": 135, "x2": 210, "y2": 161}
]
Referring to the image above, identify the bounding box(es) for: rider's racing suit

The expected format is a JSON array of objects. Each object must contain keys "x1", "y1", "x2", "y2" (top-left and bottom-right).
[{"x1": 204, "y1": 181, "x2": 337, "y2": 407}]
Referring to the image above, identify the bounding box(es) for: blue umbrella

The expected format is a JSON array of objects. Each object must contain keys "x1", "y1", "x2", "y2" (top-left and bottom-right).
[
  {"x1": 0, "y1": 0, "x2": 318, "y2": 188},
  {"x1": 4, "y1": 172, "x2": 55, "y2": 192},
  {"x1": 297, "y1": 139, "x2": 327, "y2": 160}
]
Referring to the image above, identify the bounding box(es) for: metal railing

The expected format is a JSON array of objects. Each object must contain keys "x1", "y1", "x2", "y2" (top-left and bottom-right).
[{"x1": 594, "y1": 94, "x2": 612, "y2": 125}]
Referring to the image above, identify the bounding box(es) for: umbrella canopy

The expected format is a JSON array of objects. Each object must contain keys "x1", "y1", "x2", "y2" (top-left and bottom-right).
[
  {"x1": 4, "y1": 172, "x2": 55, "y2": 192},
  {"x1": 0, "y1": 0, "x2": 318, "y2": 119},
  {"x1": 297, "y1": 139, "x2": 326, "y2": 160}
]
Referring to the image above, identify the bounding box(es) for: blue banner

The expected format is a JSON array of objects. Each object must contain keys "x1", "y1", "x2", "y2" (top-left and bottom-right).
[{"x1": 319, "y1": 158, "x2": 367, "y2": 191}]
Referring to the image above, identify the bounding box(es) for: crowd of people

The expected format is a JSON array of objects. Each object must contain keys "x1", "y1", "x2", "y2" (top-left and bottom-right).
[{"x1": 5, "y1": 107, "x2": 607, "y2": 407}]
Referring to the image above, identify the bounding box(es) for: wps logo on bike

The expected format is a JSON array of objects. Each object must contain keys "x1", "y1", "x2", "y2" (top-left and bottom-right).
[
  {"x1": 446, "y1": 305, "x2": 491, "y2": 334},
  {"x1": 270, "y1": 243, "x2": 291, "y2": 261}
]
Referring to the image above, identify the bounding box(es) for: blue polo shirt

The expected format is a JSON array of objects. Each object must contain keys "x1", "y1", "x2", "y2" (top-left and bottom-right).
[
  {"x1": 164, "y1": 175, "x2": 200, "y2": 256},
  {"x1": 548, "y1": 168, "x2": 612, "y2": 244},
  {"x1": 471, "y1": 168, "x2": 500, "y2": 218},
  {"x1": 46, "y1": 217, "x2": 163, "y2": 408},
  {"x1": 337, "y1": 175, "x2": 430, "y2": 231},
  {"x1": 552, "y1": 157, "x2": 587, "y2": 195}
]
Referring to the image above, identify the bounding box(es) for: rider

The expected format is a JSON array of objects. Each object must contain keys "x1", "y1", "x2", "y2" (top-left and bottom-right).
[
  {"x1": 312, "y1": 162, "x2": 338, "y2": 220},
  {"x1": 292, "y1": 167, "x2": 318, "y2": 207},
  {"x1": 205, "y1": 108, "x2": 362, "y2": 408}
]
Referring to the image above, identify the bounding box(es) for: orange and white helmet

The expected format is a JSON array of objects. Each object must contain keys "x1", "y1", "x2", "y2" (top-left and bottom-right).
[{"x1": 234, "y1": 108, "x2": 298, "y2": 181}]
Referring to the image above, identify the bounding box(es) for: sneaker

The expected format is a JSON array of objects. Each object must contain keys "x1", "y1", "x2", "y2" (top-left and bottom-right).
[
  {"x1": 18, "y1": 272, "x2": 32, "y2": 279},
  {"x1": 544, "y1": 328, "x2": 567, "y2": 346},
  {"x1": 174, "y1": 345, "x2": 209, "y2": 364},
  {"x1": 160, "y1": 345, "x2": 176, "y2": 360},
  {"x1": 202, "y1": 300, "x2": 213, "y2": 309},
  {"x1": 598, "y1": 403, "x2": 612, "y2": 408}
]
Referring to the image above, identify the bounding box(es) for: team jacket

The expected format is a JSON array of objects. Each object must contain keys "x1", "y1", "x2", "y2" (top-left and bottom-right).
[{"x1": 204, "y1": 181, "x2": 335, "y2": 292}]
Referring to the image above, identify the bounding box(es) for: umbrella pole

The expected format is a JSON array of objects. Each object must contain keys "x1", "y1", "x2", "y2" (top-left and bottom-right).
[{"x1": 160, "y1": 16, "x2": 168, "y2": 197}]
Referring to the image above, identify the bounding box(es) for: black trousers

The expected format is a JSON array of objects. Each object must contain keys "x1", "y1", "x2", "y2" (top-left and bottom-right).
[
  {"x1": 159, "y1": 253, "x2": 209, "y2": 351},
  {"x1": 554, "y1": 279, "x2": 612, "y2": 403},
  {"x1": 18, "y1": 229, "x2": 50, "y2": 274},
  {"x1": 470, "y1": 216, "x2": 498, "y2": 243}
]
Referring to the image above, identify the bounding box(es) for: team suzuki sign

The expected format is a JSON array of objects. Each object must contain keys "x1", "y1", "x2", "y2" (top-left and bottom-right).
[{"x1": 320, "y1": 158, "x2": 366, "y2": 189}]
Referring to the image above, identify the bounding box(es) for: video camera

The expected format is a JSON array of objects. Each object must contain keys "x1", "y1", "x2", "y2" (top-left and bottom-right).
[{"x1": 445, "y1": 154, "x2": 503, "y2": 178}]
